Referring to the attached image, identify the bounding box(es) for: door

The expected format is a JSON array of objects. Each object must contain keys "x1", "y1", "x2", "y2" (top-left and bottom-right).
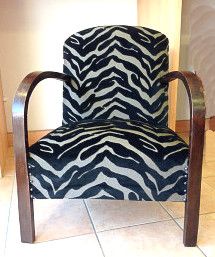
[{"x1": 0, "y1": 71, "x2": 8, "y2": 177}]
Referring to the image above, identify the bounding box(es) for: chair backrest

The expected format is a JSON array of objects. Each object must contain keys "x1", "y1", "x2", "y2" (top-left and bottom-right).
[{"x1": 63, "y1": 25, "x2": 169, "y2": 126}]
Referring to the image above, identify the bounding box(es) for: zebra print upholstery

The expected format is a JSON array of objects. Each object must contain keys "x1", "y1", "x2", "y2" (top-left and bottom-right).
[
  {"x1": 27, "y1": 26, "x2": 189, "y2": 201},
  {"x1": 28, "y1": 120, "x2": 188, "y2": 201},
  {"x1": 63, "y1": 26, "x2": 169, "y2": 126}
]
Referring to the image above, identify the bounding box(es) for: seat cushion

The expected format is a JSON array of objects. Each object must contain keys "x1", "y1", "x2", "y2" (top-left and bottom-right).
[{"x1": 28, "y1": 119, "x2": 189, "y2": 201}]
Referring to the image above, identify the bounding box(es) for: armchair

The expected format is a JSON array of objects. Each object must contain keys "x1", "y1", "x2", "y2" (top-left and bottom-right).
[{"x1": 12, "y1": 26, "x2": 205, "y2": 246}]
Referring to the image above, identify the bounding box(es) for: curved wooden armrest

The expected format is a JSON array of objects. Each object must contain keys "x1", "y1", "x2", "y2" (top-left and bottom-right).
[
  {"x1": 161, "y1": 71, "x2": 206, "y2": 170},
  {"x1": 161, "y1": 71, "x2": 206, "y2": 144},
  {"x1": 12, "y1": 71, "x2": 71, "y2": 148},
  {"x1": 12, "y1": 71, "x2": 71, "y2": 243},
  {"x1": 161, "y1": 71, "x2": 206, "y2": 246}
]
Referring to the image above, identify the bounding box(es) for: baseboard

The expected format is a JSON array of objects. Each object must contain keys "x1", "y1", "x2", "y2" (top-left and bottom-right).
[
  {"x1": 7, "y1": 117, "x2": 215, "y2": 146},
  {"x1": 209, "y1": 116, "x2": 215, "y2": 131},
  {"x1": 7, "y1": 130, "x2": 52, "y2": 147},
  {"x1": 175, "y1": 118, "x2": 211, "y2": 133}
]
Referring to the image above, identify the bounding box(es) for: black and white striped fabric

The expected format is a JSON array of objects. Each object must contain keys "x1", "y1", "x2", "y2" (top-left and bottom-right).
[
  {"x1": 27, "y1": 26, "x2": 189, "y2": 201},
  {"x1": 28, "y1": 120, "x2": 188, "y2": 201},
  {"x1": 63, "y1": 26, "x2": 169, "y2": 126}
]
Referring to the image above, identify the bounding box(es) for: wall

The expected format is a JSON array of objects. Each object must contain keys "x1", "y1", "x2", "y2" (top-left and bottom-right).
[
  {"x1": 137, "y1": 0, "x2": 182, "y2": 130},
  {"x1": 177, "y1": 0, "x2": 215, "y2": 120},
  {"x1": 0, "y1": 0, "x2": 137, "y2": 132},
  {"x1": 0, "y1": 71, "x2": 8, "y2": 177}
]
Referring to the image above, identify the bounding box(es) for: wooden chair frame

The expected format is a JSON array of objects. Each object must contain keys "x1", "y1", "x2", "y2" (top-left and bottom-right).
[{"x1": 12, "y1": 71, "x2": 205, "y2": 246}]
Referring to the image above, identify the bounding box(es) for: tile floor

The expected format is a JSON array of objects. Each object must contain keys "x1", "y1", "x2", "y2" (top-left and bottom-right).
[{"x1": 0, "y1": 131, "x2": 215, "y2": 257}]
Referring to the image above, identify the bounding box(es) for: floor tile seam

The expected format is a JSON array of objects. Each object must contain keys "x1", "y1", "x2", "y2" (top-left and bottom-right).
[
  {"x1": 83, "y1": 200, "x2": 106, "y2": 257},
  {"x1": 199, "y1": 211, "x2": 215, "y2": 216},
  {"x1": 4, "y1": 176, "x2": 15, "y2": 255},
  {"x1": 202, "y1": 174, "x2": 215, "y2": 177},
  {"x1": 171, "y1": 216, "x2": 207, "y2": 255},
  {"x1": 157, "y1": 211, "x2": 215, "y2": 220},
  {"x1": 34, "y1": 231, "x2": 96, "y2": 244},
  {"x1": 195, "y1": 247, "x2": 208, "y2": 257},
  {"x1": 172, "y1": 212, "x2": 215, "y2": 225},
  {"x1": 172, "y1": 216, "x2": 209, "y2": 256},
  {"x1": 95, "y1": 217, "x2": 173, "y2": 234},
  {"x1": 158, "y1": 202, "x2": 184, "y2": 220},
  {"x1": 202, "y1": 181, "x2": 215, "y2": 191}
]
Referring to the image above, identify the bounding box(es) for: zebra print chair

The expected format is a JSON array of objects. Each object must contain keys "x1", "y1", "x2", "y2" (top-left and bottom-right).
[{"x1": 12, "y1": 25, "x2": 205, "y2": 246}]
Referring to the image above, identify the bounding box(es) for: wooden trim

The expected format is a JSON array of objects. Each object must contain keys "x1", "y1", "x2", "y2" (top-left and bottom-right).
[
  {"x1": 161, "y1": 71, "x2": 205, "y2": 246},
  {"x1": 175, "y1": 118, "x2": 211, "y2": 133},
  {"x1": 8, "y1": 129, "x2": 52, "y2": 147},
  {"x1": 209, "y1": 116, "x2": 215, "y2": 131}
]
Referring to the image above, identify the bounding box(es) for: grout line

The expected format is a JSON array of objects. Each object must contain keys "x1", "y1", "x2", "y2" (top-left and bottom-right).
[
  {"x1": 172, "y1": 218, "x2": 207, "y2": 256},
  {"x1": 3, "y1": 175, "x2": 15, "y2": 255},
  {"x1": 95, "y1": 217, "x2": 173, "y2": 234},
  {"x1": 83, "y1": 200, "x2": 106, "y2": 257},
  {"x1": 158, "y1": 202, "x2": 184, "y2": 220},
  {"x1": 83, "y1": 201, "x2": 172, "y2": 235},
  {"x1": 159, "y1": 203, "x2": 207, "y2": 255},
  {"x1": 200, "y1": 211, "x2": 215, "y2": 216},
  {"x1": 35, "y1": 231, "x2": 95, "y2": 244},
  {"x1": 196, "y1": 246, "x2": 207, "y2": 257},
  {"x1": 157, "y1": 202, "x2": 215, "y2": 220}
]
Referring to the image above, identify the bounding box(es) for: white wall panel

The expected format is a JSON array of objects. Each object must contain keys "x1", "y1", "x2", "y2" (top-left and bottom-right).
[{"x1": 0, "y1": 0, "x2": 137, "y2": 131}]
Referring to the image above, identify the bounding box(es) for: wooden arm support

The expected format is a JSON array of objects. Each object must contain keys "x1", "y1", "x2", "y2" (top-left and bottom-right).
[
  {"x1": 161, "y1": 71, "x2": 206, "y2": 246},
  {"x1": 13, "y1": 71, "x2": 71, "y2": 149},
  {"x1": 12, "y1": 71, "x2": 71, "y2": 243}
]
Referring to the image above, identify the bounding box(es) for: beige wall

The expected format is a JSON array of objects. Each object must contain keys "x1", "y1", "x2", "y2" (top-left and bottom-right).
[
  {"x1": 0, "y1": 72, "x2": 8, "y2": 177},
  {"x1": 137, "y1": 0, "x2": 182, "y2": 130},
  {"x1": 0, "y1": 0, "x2": 137, "y2": 132},
  {"x1": 177, "y1": 0, "x2": 215, "y2": 120}
]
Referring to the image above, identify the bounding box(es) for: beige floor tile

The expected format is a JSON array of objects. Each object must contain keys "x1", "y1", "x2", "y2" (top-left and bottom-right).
[
  {"x1": 7, "y1": 187, "x2": 94, "y2": 244},
  {"x1": 176, "y1": 213, "x2": 215, "y2": 257},
  {"x1": 0, "y1": 176, "x2": 14, "y2": 203},
  {"x1": 198, "y1": 181, "x2": 215, "y2": 215},
  {"x1": 161, "y1": 181, "x2": 215, "y2": 218},
  {"x1": 98, "y1": 220, "x2": 204, "y2": 257},
  {"x1": 160, "y1": 201, "x2": 184, "y2": 219},
  {"x1": 202, "y1": 162, "x2": 215, "y2": 178},
  {"x1": 86, "y1": 199, "x2": 171, "y2": 232},
  {"x1": 4, "y1": 157, "x2": 15, "y2": 176},
  {"x1": 35, "y1": 199, "x2": 94, "y2": 242},
  {"x1": 5, "y1": 233, "x2": 103, "y2": 257},
  {"x1": 204, "y1": 176, "x2": 215, "y2": 190},
  {"x1": 0, "y1": 176, "x2": 14, "y2": 256},
  {"x1": 204, "y1": 149, "x2": 215, "y2": 163}
]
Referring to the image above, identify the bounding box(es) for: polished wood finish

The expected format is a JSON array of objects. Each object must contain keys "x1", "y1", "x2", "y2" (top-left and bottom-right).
[
  {"x1": 13, "y1": 70, "x2": 205, "y2": 245},
  {"x1": 0, "y1": 72, "x2": 8, "y2": 177},
  {"x1": 12, "y1": 71, "x2": 71, "y2": 243},
  {"x1": 161, "y1": 71, "x2": 206, "y2": 246}
]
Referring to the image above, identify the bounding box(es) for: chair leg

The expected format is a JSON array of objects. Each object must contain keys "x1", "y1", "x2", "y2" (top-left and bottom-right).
[
  {"x1": 17, "y1": 186, "x2": 35, "y2": 243},
  {"x1": 183, "y1": 181, "x2": 201, "y2": 247}
]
